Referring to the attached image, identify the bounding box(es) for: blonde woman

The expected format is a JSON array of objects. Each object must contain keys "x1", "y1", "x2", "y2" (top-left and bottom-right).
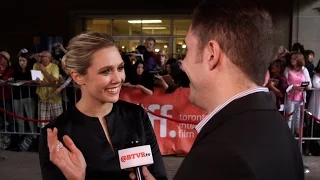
[{"x1": 38, "y1": 32, "x2": 167, "y2": 180}]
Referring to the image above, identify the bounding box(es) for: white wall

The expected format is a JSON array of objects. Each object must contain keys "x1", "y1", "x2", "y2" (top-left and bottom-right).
[{"x1": 292, "y1": 0, "x2": 320, "y2": 66}]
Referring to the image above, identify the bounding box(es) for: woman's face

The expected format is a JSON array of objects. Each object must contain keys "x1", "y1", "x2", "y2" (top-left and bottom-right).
[
  {"x1": 77, "y1": 47, "x2": 125, "y2": 104},
  {"x1": 291, "y1": 55, "x2": 298, "y2": 66},
  {"x1": 136, "y1": 63, "x2": 144, "y2": 75},
  {"x1": 159, "y1": 53, "x2": 166, "y2": 65},
  {"x1": 270, "y1": 64, "x2": 280, "y2": 74},
  {"x1": 308, "y1": 54, "x2": 314, "y2": 62},
  {"x1": 166, "y1": 64, "x2": 171, "y2": 74},
  {"x1": 19, "y1": 57, "x2": 28, "y2": 69}
]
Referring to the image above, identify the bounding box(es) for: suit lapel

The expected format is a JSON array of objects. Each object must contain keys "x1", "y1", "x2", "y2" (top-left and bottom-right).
[{"x1": 193, "y1": 92, "x2": 277, "y2": 147}]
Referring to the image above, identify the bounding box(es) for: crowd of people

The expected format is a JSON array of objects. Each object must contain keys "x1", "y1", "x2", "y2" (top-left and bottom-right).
[
  {"x1": 1, "y1": 0, "x2": 319, "y2": 178},
  {"x1": 0, "y1": 35, "x2": 192, "y2": 152},
  {"x1": 0, "y1": 34, "x2": 319, "y2": 155},
  {"x1": 266, "y1": 43, "x2": 320, "y2": 155}
]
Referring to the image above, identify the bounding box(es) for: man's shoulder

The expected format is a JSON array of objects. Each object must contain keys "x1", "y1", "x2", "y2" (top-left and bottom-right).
[
  {"x1": 33, "y1": 63, "x2": 38, "y2": 69},
  {"x1": 48, "y1": 63, "x2": 59, "y2": 69}
]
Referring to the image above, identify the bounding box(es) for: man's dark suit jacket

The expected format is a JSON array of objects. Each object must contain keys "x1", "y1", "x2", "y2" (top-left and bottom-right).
[{"x1": 174, "y1": 92, "x2": 304, "y2": 180}]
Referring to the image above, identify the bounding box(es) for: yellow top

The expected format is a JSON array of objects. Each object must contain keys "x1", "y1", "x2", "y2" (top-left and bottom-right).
[{"x1": 33, "y1": 63, "x2": 62, "y2": 104}]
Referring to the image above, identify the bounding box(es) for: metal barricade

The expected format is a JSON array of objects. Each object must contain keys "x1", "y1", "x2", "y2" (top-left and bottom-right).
[
  {"x1": 0, "y1": 82, "x2": 79, "y2": 158},
  {"x1": 284, "y1": 88, "x2": 320, "y2": 174}
]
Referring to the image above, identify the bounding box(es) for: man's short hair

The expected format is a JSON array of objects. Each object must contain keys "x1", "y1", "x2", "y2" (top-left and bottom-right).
[{"x1": 191, "y1": 0, "x2": 274, "y2": 85}]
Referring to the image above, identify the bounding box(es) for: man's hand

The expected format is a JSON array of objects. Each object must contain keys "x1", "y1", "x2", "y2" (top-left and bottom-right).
[
  {"x1": 39, "y1": 63, "x2": 46, "y2": 72},
  {"x1": 129, "y1": 166, "x2": 156, "y2": 180},
  {"x1": 35, "y1": 78, "x2": 41, "y2": 84},
  {"x1": 50, "y1": 87, "x2": 63, "y2": 98}
]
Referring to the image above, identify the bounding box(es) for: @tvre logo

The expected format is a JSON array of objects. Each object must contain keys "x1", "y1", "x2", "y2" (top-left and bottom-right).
[
  {"x1": 118, "y1": 145, "x2": 154, "y2": 169},
  {"x1": 120, "y1": 152, "x2": 151, "y2": 162}
]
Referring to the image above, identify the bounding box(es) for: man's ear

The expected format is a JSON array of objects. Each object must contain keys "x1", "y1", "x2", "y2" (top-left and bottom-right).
[
  {"x1": 205, "y1": 40, "x2": 222, "y2": 71},
  {"x1": 70, "y1": 71, "x2": 85, "y2": 85}
]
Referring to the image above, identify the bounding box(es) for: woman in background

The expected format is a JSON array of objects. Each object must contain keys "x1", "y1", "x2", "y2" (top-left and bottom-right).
[
  {"x1": 155, "y1": 50, "x2": 167, "y2": 74},
  {"x1": 123, "y1": 60, "x2": 154, "y2": 95},
  {"x1": 284, "y1": 52, "x2": 312, "y2": 134},
  {"x1": 308, "y1": 62, "x2": 320, "y2": 125},
  {"x1": 267, "y1": 59, "x2": 288, "y2": 112},
  {"x1": 155, "y1": 58, "x2": 189, "y2": 93}
]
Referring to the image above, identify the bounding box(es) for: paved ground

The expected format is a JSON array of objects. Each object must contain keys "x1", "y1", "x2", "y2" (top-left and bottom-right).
[{"x1": 0, "y1": 151, "x2": 319, "y2": 180}]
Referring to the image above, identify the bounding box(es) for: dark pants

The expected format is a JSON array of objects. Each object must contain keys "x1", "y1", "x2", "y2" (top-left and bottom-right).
[{"x1": 0, "y1": 99, "x2": 13, "y2": 131}]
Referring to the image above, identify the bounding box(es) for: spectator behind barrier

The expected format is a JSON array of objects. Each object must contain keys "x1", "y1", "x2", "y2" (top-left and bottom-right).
[
  {"x1": 268, "y1": 59, "x2": 288, "y2": 111},
  {"x1": 155, "y1": 58, "x2": 189, "y2": 94},
  {"x1": 0, "y1": 51, "x2": 15, "y2": 131},
  {"x1": 136, "y1": 45, "x2": 156, "y2": 72},
  {"x1": 304, "y1": 50, "x2": 315, "y2": 79},
  {"x1": 284, "y1": 51, "x2": 312, "y2": 134},
  {"x1": 33, "y1": 51, "x2": 63, "y2": 128},
  {"x1": 155, "y1": 50, "x2": 167, "y2": 75},
  {"x1": 123, "y1": 60, "x2": 154, "y2": 95}
]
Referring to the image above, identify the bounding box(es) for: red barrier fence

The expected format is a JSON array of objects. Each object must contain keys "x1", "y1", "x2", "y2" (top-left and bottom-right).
[
  {"x1": 0, "y1": 85, "x2": 308, "y2": 155},
  {"x1": 120, "y1": 87, "x2": 206, "y2": 155}
]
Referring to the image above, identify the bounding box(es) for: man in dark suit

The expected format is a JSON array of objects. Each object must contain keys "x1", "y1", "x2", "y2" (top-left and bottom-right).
[{"x1": 135, "y1": 0, "x2": 305, "y2": 180}]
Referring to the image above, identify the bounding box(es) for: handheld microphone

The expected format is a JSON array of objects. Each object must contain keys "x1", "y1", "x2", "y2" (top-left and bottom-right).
[{"x1": 118, "y1": 134, "x2": 154, "y2": 180}]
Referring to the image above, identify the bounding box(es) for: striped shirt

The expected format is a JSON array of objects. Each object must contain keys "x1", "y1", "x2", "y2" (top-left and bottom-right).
[{"x1": 195, "y1": 87, "x2": 269, "y2": 133}]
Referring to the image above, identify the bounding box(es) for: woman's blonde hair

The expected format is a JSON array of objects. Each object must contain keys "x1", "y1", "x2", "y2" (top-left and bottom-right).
[{"x1": 62, "y1": 32, "x2": 117, "y2": 75}]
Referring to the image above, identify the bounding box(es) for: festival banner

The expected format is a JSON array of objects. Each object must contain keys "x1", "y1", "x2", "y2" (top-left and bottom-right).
[{"x1": 119, "y1": 87, "x2": 207, "y2": 155}]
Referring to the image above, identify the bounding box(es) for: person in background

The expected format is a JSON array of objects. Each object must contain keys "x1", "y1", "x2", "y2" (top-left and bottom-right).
[
  {"x1": 123, "y1": 60, "x2": 154, "y2": 95},
  {"x1": 144, "y1": 37, "x2": 157, "y2": 58},
  {"x1": 263, "y1": 70, "x2": 270, "y2": 87},
  {"x1": 0, "y1": 51, "x2": 15, "y2": 132},
  {"x1": 155, "y1": 50, "x2": 167, "y2": 74},
  {"x1": 9, "y1": 49, "x2": 37, "y2": 151},
  {"x1": 155, "y1": 58, "x2": 189, "y2": 93},
  {"x1": 33, "y1": 51, "x2": 63, "y2": 128},
  {"x1": 306, "y1": 61, "x2": 320, "y2": 155},
  {"x1": 304, "y1": 50, "x2": 315, "y2": 110},
  {"x1": 267, "y1": 59, "x2": 288, "y2": 112},
  {"x1": 284, "y1": 51, "x2": 312, "y2": 134},
  {"x1": 304, "y1": 50, "x2": 315, "y2": 79},
  {"x1": 136, "y1": 45, "x2": 156, "y2": 72}
]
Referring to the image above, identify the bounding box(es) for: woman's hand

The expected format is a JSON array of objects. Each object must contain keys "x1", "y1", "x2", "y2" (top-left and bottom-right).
[
  {"x1": 123, "y1": 82, "x2": 133, "y2": 87},
  {"x1": 47, "y1": 128, "x2": 86, "y2": 180},
  {"x1": 275, "y1": 91, "x2": 283, "y2": 97},
  {"x1": 154, "y1": 74, "x2": 164, "y2": 81},
  {"x1": 134, "y1": 85, "x2": 143, "y2": 89},
  {"x1": 155, "y1": 74, "x2": 169, "y2": 90}
]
